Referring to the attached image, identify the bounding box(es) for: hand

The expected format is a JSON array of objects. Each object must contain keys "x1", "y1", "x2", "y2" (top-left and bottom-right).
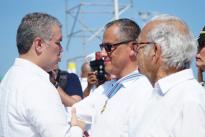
[
  {"x1": 87, "y1": 72, "x2": 98, "y2": 88},
  {"x1": 71, "y1": 107, "x2": 86, "y2": 131}
]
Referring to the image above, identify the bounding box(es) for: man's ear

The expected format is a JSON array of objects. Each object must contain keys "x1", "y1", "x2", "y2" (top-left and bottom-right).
[
  {"x1": 152, "y1": 44, "x2": 161, "y2": 63},
  {"x1": 33, "y1": 37, "x2": 44, "y2": 55},
  {"x1": 129, "y1": 50, "x2": 136, "y2": 57},
  {"x1": 129, "y1": 43, "x2": 137, "y2": 57}
]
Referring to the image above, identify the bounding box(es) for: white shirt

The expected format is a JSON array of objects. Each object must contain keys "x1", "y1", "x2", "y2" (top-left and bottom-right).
[
  {"x1": 74, "y1": 70, "x2": 153, "y2": 137},
  {"x1": 133, "y1": 69, "x2": 205, "y2": 137},
  {"x1": 0, "y1": 58, "x2": 82, "y2": 137},
  {"x1": 80, "y1": 77, "x2": 88, "y2": 91},
  {"x1": 80, "y1": 77, "x2": 96, "y2": 93}
]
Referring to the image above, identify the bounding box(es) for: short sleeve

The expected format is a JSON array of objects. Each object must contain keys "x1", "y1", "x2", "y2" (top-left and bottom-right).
[{"x1": 64, "y1": 73, "x2": 83, "y2": 98}]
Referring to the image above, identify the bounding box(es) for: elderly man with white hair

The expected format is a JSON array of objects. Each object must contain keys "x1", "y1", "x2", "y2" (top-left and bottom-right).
[{"x1": 132, "y1": 14, "x2": 205, "y2": 137}]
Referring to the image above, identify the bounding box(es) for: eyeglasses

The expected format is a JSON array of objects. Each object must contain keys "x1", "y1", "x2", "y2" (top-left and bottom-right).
[
  {"x1": 99, "y1": 40, "x2": 135, "y2": 54},
  {"x1": 134, "y1": 42, "x2": 156, "y2": 52}
]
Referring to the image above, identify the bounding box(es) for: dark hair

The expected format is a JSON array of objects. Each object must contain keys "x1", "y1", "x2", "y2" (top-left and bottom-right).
[
  {"x1": 198, "y1": 26, "x2": 205, "y2": 51},
  {"x1": 16, "y1": 12, "x2": 61, "y2": 54},
  {"x1": 105, "y1": 18, "x2": 141, "y2": 41},
  {"x1": 48, "y1": 69, "x2": 68, "y2": 89}
]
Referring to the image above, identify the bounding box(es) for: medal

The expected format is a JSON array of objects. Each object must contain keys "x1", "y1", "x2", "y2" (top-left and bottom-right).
[
  {"x1": 100, "y1": 71, "x2": 140, "y2": 114},
  {"x1": 101, "y1": 100, "x2": 108, "y2": 113}
]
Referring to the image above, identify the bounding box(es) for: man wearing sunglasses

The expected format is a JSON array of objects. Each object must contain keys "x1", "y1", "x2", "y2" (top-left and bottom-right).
[
  {"x1": 133, "y1": 14, "x2": 205, "y2": 137},
  {"x1": 73, "y1": 18, "x2": 153, "y2": 137}
]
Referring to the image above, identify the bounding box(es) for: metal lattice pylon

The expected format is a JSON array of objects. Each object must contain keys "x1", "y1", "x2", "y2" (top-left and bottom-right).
[{"x1": 64, "y1": 0, "x2": 133, "y2": 63}]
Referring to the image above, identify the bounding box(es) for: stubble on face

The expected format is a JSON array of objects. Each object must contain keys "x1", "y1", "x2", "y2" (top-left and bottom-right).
[{"x1": 44, "y1": 25, "x2": 62, "y2": 72}]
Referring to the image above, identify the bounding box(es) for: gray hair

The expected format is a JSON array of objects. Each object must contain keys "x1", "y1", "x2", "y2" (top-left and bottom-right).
[
  {"x1": 105, "y1": 18, "x2": 141, "y2": 41},
  {"x1": 16, "y1": 12, "x2": 62, "y2": 54},
  {"x1": 145, "y1": 14, "x2": 197, "y2": 69}
]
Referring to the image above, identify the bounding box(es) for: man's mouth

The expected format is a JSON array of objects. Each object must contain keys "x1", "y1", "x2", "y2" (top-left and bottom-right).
[
  {"x1": 104, "y1": 57, "x2": 110, "y2": 64},
  {"x1": 58, "y1": 53, "x2": 62, "y2": 61}
]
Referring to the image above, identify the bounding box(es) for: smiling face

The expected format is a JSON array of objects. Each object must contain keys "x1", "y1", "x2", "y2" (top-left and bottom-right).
[{"x1": 100, "y1": 24, "x2": 135, "y2": 78}]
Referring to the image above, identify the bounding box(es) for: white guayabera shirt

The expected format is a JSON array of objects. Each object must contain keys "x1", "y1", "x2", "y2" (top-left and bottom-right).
[
  {"x1": 132, "y1": 69, "x2": 205, "y2": 137},
  {"x1": 75, "y1": 70, "x2": 153, "y2": 137},
  {"x1": 0, "y1": 58, "x2": 83, "y2": 137}
]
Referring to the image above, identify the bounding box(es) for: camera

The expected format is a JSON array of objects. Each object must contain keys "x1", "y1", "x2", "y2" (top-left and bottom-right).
[
  {"x1": 57, "y1": 70, "x2": 68, "y2": 90},
  {"x1": 89, "y1": 52, "x2": 106, "y2": 82},
  {"x1": 48, "y1": 69, "x2": 68, "y2": 89}
]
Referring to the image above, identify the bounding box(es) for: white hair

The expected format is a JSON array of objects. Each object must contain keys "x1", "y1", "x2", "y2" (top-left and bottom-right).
[{"x1": 146, "y1": 14, "x2": 197, "y2": 69}]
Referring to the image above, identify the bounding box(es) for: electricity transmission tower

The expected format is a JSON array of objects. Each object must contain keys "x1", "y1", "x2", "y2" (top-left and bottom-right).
[{"x1": 64, "y1": 0, "x2": 133, "y2": 73}]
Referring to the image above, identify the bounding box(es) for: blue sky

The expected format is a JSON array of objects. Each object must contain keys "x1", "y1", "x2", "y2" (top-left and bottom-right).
[{"x1": 0, "y1": 0, "x2": 204, "y2": 78}]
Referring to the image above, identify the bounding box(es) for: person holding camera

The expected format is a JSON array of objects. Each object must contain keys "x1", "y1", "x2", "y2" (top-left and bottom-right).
[
  {"x1": 196, "y1": 26, "x2": 205, "y2": 86},
  {"x1": 0, "y1": 12, "x2": 85, "y2": 137},
  {"x1": 83, "y1": 71, "x2": 113, "y2": 98},
  {"x1": 80, "y1": 62, "x2": 98, "y2": 97},
  {"x1": 82, "y1": 53, "x2": 112, "y2": 98},
  {"x1": 73, "y1": 18, "x2": 153, "y2": 137},
  {"x1": 80, "y1": 62, "x2": 92, "y2": 91},
  {"x1": 82, "y1": 71, "x2": 98, "y2": 97}
]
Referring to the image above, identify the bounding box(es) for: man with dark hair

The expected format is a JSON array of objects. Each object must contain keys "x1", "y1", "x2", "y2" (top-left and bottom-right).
[
  {"x1": 196, "y1": 26, "x2": 205, "y2": 85},
  {"x1": 0, "y1": 12, "x2": 84, "y2": 137},
  {"x1": 73, "y1": 18, "x2": 153, "y2": 137}
]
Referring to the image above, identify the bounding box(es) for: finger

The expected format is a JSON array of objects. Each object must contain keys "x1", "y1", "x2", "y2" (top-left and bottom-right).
[
  {"x1": 88, "y1": 71, "x2": 95, "y2": 76},
  {"x1": 71, "y1": 107, "x2": 78, "y2": 126},
  {"x1": 71, "y1": 107, "x2": 76, "y2": 115}
]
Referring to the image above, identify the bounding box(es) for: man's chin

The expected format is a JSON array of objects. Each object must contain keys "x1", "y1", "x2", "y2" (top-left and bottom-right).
[
  {"x1": 58, "y1": 57, "x2": 61, "y2": 62},
  {"x1": 105, "y1": 67, "x2": 111, "y2": 74}
]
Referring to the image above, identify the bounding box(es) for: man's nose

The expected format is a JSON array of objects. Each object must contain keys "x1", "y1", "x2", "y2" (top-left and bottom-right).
[{"x1": 100, "y1": 48, "x2": 108, "y2": 57}]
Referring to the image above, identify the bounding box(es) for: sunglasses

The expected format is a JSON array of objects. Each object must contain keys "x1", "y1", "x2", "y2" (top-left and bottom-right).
[{"x1": 99, "y1": 40, "x2": 135, "y2": 54}]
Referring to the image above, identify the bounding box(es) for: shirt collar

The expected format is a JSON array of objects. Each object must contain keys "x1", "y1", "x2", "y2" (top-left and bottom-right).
[
  {"x1": 121, "y1": 70, "x2": 141, "y2": 88},
  {"x1": 14, "y1": 58, "x2": 50, "y2": 81},
  {"x1": 155, "y1": 69, "x2": 194, "y2": 96}
]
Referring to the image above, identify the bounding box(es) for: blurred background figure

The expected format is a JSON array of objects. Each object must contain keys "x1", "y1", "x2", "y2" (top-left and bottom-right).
[
  {"x1": 196, "y1": 26, "x2": 205, "y2": 86},
  {"x1": 49, "y1": 64, "x2": 83, "y2": 107},
  {"x1": 81, "y1": 51, "x2": 113, "y2": 97},
  {"x1": 80, "y1": 53, "x2": 98, "y2": 98},
  {"x1": 80, "y1": 62, "x2": 93, "y2": 91},
  {"x1": 80, "y1": 62, "x2": 98, "y2": 97}
]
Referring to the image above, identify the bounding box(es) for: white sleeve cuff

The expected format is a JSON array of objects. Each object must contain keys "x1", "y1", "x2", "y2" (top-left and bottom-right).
[{"x1": 70, "y1": 126, "x2": 83, "y2": 137}]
